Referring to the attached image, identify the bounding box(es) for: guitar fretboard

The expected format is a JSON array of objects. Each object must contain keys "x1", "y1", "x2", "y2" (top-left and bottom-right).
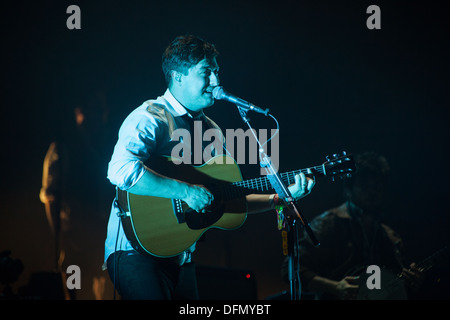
[
  {"x1": 217, "y1": 166, "x2": 325, "y2": 201},
  {"x1": 416, "y1": 245, "x2": 450, "y2": 273}
]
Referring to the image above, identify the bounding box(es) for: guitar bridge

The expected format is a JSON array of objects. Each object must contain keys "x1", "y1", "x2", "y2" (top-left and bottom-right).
[{"x1": 172, "y1": 199, "x2": 185, "y2": 224}]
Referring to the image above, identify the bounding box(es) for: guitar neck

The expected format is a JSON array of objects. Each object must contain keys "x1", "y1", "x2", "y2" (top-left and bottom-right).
[
  {"x1": 223, "y1": 165, "x2": 326, "y2": 200},
  {"x1": 415, "y1": 245, "x2": 450, "y2": 273}
]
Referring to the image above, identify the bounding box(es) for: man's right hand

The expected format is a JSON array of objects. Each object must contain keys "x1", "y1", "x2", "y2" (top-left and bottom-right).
[
  {"x1": 127, "y1": 168, "x2": 214, "y2": 214},
  {"x1": 183, "y1": 184, "x2": 214, "y2": 213},
  {"x1": 334, "y1": 276, "x2": 360, "y2": 300}
]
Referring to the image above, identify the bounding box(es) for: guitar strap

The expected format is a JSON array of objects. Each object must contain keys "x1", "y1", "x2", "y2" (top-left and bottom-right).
[
  {"x1": 146, "y1": 102, "x2": 177, "y2": 137},
  {"x1": 146, "y1": 102, "x2": 227, "y2": 159}
]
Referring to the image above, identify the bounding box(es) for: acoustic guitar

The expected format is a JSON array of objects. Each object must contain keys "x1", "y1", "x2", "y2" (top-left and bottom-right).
[{"x1": 116, "y1": 152, "x2": 355, "y2": 257}]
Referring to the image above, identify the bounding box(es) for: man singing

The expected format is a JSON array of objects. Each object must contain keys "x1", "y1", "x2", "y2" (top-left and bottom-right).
[{"x1": 104, "y1": 35, "x2": 315, "y2": 299}]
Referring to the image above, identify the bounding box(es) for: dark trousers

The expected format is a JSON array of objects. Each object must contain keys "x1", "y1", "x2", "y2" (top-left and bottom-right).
[{"x1": 106, "y1": 250, "x2": 199, "y2": 300}]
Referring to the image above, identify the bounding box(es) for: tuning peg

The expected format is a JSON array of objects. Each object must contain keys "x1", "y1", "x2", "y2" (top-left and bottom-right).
[
  {"x1": 326, "y1": 153, "x2": 339, "y2": 161},
  {"x1": 340, "y1": 151, "x2": 347, "y2": 156}
]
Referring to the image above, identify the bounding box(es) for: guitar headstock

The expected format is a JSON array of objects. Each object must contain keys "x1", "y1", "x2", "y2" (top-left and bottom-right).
[{"x1": 323, "y1": 151, "x2": 356, "y2": 181}]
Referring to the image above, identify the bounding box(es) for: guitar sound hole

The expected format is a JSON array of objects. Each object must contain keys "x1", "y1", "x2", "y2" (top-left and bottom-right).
[{"x1": 185, "y1": 206, "x2": 223, "y2": 230}]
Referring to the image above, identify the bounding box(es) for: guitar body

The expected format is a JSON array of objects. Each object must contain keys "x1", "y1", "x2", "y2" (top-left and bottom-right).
[
  {"x1": 116, "y1": 152, "x2": 355, "y2": 257},
  {"x1": 117, "y1": 155, "x2": 248, "y2": 257}
]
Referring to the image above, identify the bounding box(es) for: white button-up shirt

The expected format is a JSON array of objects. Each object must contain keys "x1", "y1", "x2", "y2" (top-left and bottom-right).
[{"x1": 104, "y1": 89, "x2": 222, "y2": 264}]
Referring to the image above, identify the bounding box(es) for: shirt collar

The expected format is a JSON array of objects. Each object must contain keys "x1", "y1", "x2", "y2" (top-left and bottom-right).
[
  {"x1": 162, "y1": 89, "x2": 205, "y2": 120},
  {"x1": 161, "y1": 89, "x2": 187, "y2": 117}
]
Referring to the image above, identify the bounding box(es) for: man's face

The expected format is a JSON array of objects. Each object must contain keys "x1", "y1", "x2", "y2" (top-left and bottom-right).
[
  {"x1": 351, "y1": 174, "x2": 385, "y2": 212},
  {"x1": 175, "y1": 57, "x2": 220, "y2": 112}
]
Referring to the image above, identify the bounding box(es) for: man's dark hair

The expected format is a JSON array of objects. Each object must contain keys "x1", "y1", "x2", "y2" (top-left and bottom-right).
[
  {"x1": 162, "y1": 35, "x2": 219, "y2": 86},
  {"x1": 343, "y1": 151, "x2": 391, "y2": 198}
]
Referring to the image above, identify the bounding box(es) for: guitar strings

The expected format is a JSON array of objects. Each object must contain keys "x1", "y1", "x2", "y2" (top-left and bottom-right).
[{"x1": 210, "y1": 165, "x2": 325, "y2": 201}]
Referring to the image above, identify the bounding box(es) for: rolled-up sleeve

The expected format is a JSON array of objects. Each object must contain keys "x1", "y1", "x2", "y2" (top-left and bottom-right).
[{"x1": 107, "y1": 105, "x2": 162, "y2": 190}]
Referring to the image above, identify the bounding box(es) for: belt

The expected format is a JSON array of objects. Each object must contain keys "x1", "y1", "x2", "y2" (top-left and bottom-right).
[{"x1": 125, "y1": 250, "x2": 192, "y2": 266}]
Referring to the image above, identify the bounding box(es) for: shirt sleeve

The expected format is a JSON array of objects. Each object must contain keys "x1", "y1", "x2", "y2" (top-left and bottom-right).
[{"x1": 107, "y1": 104, "x2": 164, "y2": 190}]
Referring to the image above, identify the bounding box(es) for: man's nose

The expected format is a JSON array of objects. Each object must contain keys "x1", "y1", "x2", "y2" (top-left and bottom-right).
[{"x1": 209, "y1": 72, "x2": 219, "y2": 87}]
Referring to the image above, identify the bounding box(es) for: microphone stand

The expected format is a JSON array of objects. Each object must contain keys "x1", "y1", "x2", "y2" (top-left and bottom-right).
[{"x1": 235, "y1": 106, "x2": 319, "y2": 300}]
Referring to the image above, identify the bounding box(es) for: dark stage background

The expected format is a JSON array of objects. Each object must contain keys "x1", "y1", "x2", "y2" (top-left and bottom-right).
[{"x1": 1, "y1": 0, "x2": 449, "y2": 300}]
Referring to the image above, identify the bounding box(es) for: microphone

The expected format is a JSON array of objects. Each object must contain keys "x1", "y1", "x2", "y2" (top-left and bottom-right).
[{"x1": 212, "y1": 86, "x2": 270, "y2": 116}]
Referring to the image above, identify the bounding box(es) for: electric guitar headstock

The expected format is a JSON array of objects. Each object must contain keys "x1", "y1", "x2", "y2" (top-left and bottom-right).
[{"x1": 323, "y1": 151, "x2": 356, "y2": 181}]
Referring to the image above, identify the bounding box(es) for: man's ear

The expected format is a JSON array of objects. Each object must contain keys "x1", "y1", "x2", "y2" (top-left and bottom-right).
[{"x1": 171, "y1": 70, "x2": 183, "y2": 85}]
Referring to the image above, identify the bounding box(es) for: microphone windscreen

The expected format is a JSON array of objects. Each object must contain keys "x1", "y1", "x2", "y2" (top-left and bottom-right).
[{"x1": 212, "y1": 86, "x2": 224, "y2": 100}]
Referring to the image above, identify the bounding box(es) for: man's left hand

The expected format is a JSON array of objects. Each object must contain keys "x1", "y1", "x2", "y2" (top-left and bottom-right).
[{"x1": 288, "y1": 170, "x2": 315, "y2": 201}]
